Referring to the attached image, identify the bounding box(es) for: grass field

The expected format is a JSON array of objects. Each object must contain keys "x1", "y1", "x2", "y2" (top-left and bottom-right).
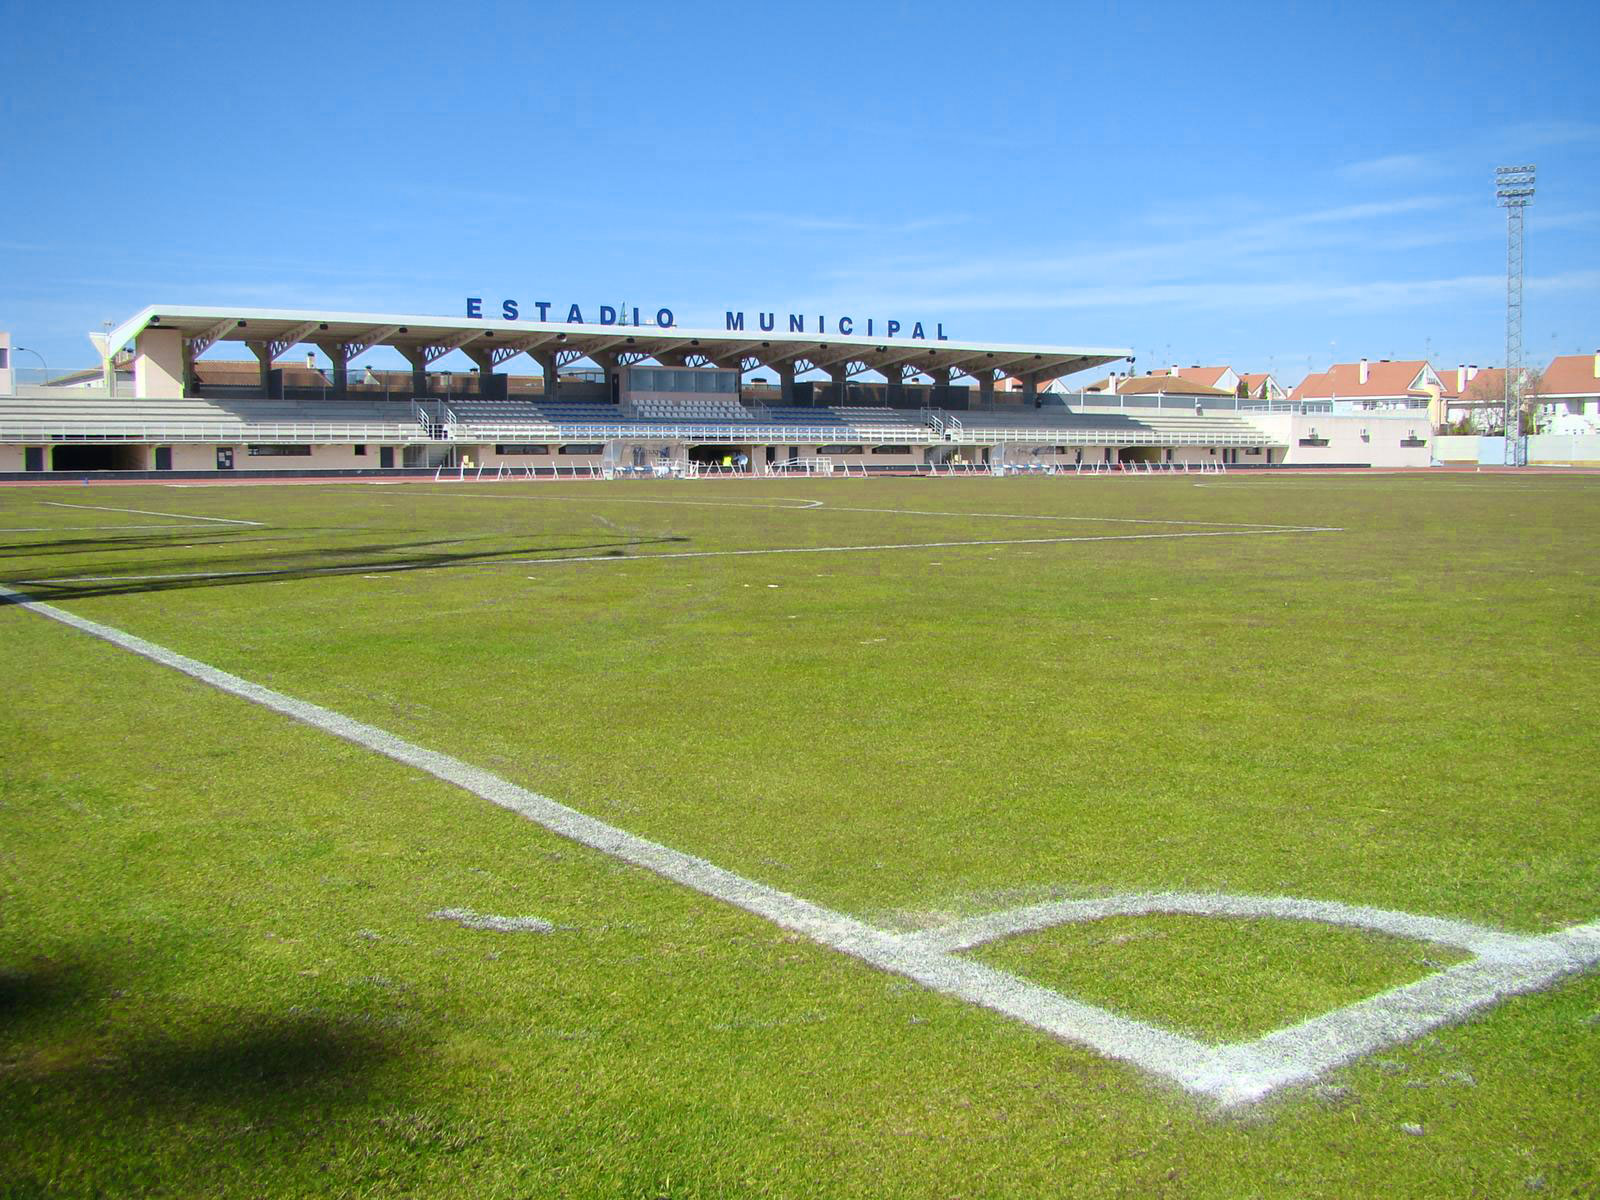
[{"x1": 2, "y1": 472, "x2": 1598, "y2": 1197}]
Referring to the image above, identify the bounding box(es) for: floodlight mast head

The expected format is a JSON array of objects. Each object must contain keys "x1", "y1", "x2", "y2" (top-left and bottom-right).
[{"x1": 1495, "y1": 164, "x2": 1536, "y2": 207}]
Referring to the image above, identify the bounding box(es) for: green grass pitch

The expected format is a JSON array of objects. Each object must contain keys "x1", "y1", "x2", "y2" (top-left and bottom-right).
[{"x1": 2, "y1": 473, "x2": 1598, "y2": 1197}]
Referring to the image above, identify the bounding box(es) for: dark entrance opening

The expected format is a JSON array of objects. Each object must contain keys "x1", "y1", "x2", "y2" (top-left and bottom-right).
[
  {"x1": 24, "y1": 447, "x2": 45, "y2": 472},
  {"x1": 154, "y1": 447, "x2": 173, "y2": 471},
  {"x1": 688, "y1": 444, "x2": 745, "y2": 467},
  {"x1": 379, "y1": 446, "x2": 395, "y2": 469},
  {"x1": 50, "y1": 444, "x2": 145, "y2": 472}
]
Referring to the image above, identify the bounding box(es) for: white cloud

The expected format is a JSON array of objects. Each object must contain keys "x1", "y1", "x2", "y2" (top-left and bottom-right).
[
  {"x1": 794, "y1": 270, "x2": 1600, "y2": 319},
  {"x1": 1337, "y1": 154, "x2": 1431, "y2": 180},
  {"x1": 736, "y1": 212, "x2": 972, "y2": 236},
  {"x1": 805, "y1": 195, "x2": 1460, "y2": 298}
]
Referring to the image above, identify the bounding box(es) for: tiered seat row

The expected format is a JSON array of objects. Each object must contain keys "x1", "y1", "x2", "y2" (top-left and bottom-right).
[
  {"x1": 935, "y1": 406, "x2": 1271, "y2": 445},
  {"x1": 0, "y1": 396, "x2": 415, "y2": 437},
  {"x1": 444, "y1": 399, "x2": 558, "y2": 435},
  {"x1": 627, "y1": 398, "x2": 749, "y2": 421},
  {"x1": 0, "y1": 394, "x2": 1275, "y2": 448}
]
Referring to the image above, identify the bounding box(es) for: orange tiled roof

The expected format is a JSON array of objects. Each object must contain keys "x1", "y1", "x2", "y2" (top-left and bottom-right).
[
  {"x1": 1098, "y1": 375, "x2": 1233, "y2": 397},
  {"x1": 1538, "y1": 354, "x2": 1600, "y2": 397},
  {"x1": 1291, "y1": 360, "x2": 1435, "y2": 400},
  {"x1": 1158, "y1": 365, "x2": 1232, "y2": 389}
]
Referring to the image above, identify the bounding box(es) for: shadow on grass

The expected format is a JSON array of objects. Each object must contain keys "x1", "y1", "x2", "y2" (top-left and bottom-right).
[
  {"x1": 0, "y1": 530, "x2": 258, "y2": 558},
  {"x1": 1, "y1": 995, "x2": 425, "y2": 1194},
  {"x1": 0, "y1": 956, "x2": 99, "y2": 1032},
  {"x1": 0, "y1": 532, "x2": 690, "y2": 602},
  {"x1": 111, "y1": 1013, "x2": 406, "y2": 1103}
]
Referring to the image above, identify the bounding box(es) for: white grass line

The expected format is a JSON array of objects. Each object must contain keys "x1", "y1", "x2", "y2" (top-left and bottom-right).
[
  {"x1": 506, "y1": 527, "x2": 1344, "y2": 567},
  {"x1": 4, "y1": 582, "x2": 1595, "y2": 1109},
  {"x1": 422, "y1": 490, "x2": 1319, "y2": 531},
  {"x1": 903, "y1": 892, "x2": 1529, "y2": 957},
  {"x1": 818, "y1": 503, "x2": 1327, "y2": 532},
  {"x1": 42, "y1": 501, "x2": 264, "y2": 526},
  {"x1": 0, "y1": 581, "x2": 1206, "y2": 1084},
  {"x1": 904, "y1": 892, "x2": 1600, "y2": 1106},
  {"x1": 0, "y1": 524, "x2": 231, "y2": 534},
  {"x1": 425, "y1": 490, "x2": 827, "y2": 511},
  {"x1": 21, "y1": 526, "x2": 1345, "y2": 586}
]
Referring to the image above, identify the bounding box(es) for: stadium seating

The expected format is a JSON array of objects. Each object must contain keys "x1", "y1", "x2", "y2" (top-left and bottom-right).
[
  {"x1": 0, "y1": 392, "x2": 1273, "y2": 449},
  {"x1": 625, "y1": 397, "x2": 749, "y2": 422},
  {"x1": 0, "y1": 395, "x2": 416, "y2": 436}
]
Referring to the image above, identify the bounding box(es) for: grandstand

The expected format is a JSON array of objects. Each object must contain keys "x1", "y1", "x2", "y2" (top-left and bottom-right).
[
  {"x1": 0, "y1": 385, "x2": 1300, "y2": 475},
  {"x1": 0, "y1": 303, "x2": 1438, "y2": 474}
]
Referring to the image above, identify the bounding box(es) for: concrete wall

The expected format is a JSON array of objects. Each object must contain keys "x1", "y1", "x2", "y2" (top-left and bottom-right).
[
  {"x1": 173, "y1": 442, "x2": 400, "y2": 472},
  {"x1": 1528, "y1": 434, "x2": 1600, "y2": 466},
  {"x1": 1246, "y1": 413, "x2": 1431, "y2": 467},
  {"x1": 135, "y1": 329, "x2": 185, "y2": 398},
  {"x1": 1430, "y1": 433, "x2": 1600, "y2": 467},
  {"x1": 1431, "y1": 435, "x2": 1479, "y2": 463}
]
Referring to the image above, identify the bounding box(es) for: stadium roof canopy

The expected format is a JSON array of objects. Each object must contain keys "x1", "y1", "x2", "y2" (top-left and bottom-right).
[{"x1": 105, "y1": 305, "x2": 1131, "y2": 386}]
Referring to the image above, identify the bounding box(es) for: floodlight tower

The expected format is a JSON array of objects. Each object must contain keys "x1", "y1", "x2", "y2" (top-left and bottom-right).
[{"x1": 1495, "y1": 164, "x2": 1535, "y2": 464}]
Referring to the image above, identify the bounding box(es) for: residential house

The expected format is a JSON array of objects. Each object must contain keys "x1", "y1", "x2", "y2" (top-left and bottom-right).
[
  {"x1": 1289, "y1": 359, "x2": 1444, "y2": 421},
  {"x1": 1536, "y1": 352, "x2": 1600, "y2": 433}
]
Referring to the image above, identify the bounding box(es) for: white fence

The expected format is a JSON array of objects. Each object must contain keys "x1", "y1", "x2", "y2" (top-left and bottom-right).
[{"x1": 0, "y1": 421, "x2": 416, "y2": 443}]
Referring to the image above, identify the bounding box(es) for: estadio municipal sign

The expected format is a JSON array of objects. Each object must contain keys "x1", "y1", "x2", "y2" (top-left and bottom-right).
[{"x1": 466, "y1": 298, "x2": 948, "y2": 340}]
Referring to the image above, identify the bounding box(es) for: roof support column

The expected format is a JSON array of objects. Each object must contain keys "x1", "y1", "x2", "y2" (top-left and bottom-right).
[
  {"x1": 397, "y1": 346, "x2": 430, "y2": 398},
  {"x1": 826, "y1": 361, "x2": 852, "y2": 406},
  {"x1": 778, "y1": 362, "x2": 797, "y2": 406},
  {"x1": 464, "y1": 349, "x2": 507, "y2": 400},
  {"x1": 315, "y1": 342, "x2": 361, "y2": 397},
  {"x1": 182, "y1": 338, "x2": 200, "y2": 397},
  {"x1": 884, "y1": 365, "x2": 905, "y2": 410},
  {"x1": 1022, "y1": 372, "x2": 1039, "y2": 408},
  {"x1": 246, "y1": 341, "x2": 281, "y2": 399},
  {"x1": 533, "y1": 351, "x2": 559, "y2": 404},
  {"x1": 590, "y1": 352, "x2": 621, "y2": 404},
  {"x1": 977, "y1": 372, "x2": 995, "y2": 409}
]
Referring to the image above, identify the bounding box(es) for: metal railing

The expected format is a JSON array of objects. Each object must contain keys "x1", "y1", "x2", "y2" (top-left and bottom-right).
[
  {"x1": 1237, "y1": 400, "x2": 1334, "y2": 414},
  {"x1": 0, "y1": 419, "x2": 1279, "y2": 448},
  {"x1": 0, "y1": 421, "x2": 418, "y2": 443}
]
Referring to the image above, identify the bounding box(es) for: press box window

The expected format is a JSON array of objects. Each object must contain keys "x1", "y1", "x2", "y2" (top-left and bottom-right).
[{"x1": 247, "y1": 444, "x2": 313, "y2": 456}]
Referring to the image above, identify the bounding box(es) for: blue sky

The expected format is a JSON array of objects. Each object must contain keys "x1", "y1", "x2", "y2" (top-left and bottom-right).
[{"x1": 2, "y1": 0, "x2": 1597, "y2": 386}]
